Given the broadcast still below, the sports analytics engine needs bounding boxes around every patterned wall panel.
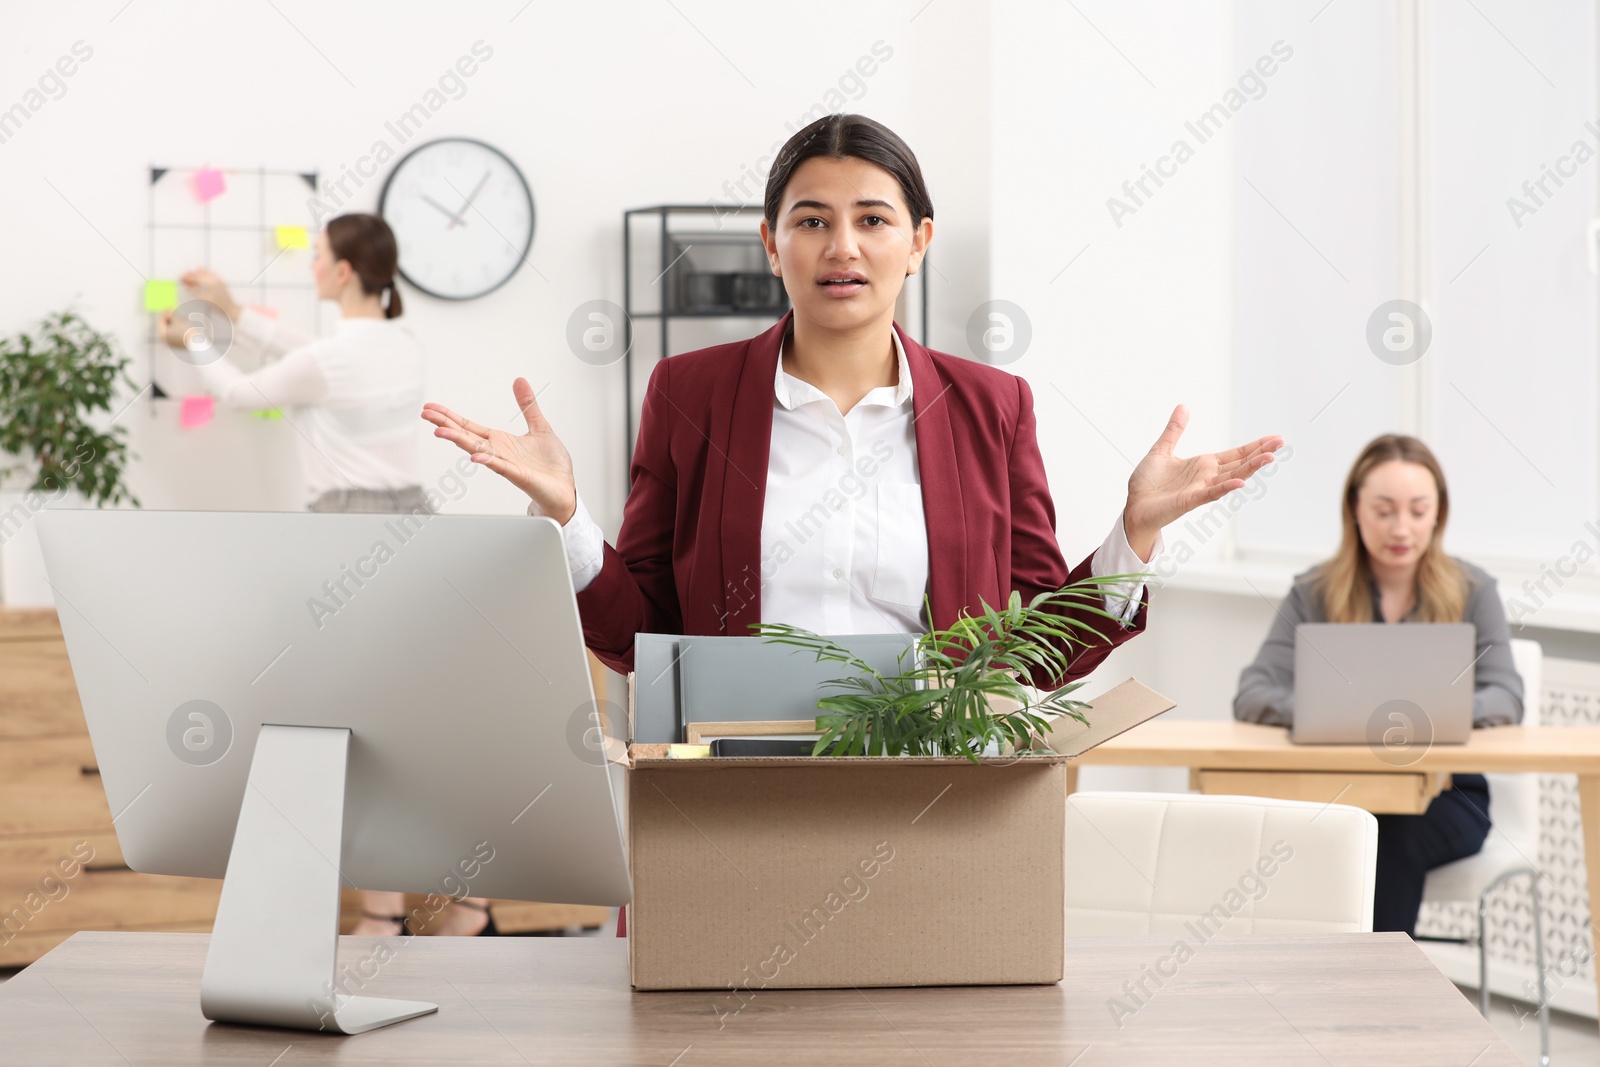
[1416,660,1597,1004]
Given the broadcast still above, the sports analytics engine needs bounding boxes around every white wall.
[3,2,1256,719]
[1231,0,1405,559]
[988,0,1243,788]
[0,1,998,537]
[1,0,1230,532]
[1425,0,1599,566]
[990,0,1237,560]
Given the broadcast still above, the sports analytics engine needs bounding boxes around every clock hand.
[422,195,467,227]
[448,171,491,229]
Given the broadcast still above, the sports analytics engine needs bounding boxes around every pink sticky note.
[180,395,215,428]
[247,303,279,319]
[193,168,226,203]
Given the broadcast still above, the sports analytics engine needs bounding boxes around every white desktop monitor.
[36,508,630,1035]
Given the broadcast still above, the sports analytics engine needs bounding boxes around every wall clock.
[378,137,535,300]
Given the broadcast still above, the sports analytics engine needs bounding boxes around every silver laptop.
[1292,622,1476,745]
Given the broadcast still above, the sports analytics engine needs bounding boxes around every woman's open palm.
[1124,404,1284,534]
[421,377,577,522]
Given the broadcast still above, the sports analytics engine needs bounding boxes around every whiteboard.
[146,165,324,398]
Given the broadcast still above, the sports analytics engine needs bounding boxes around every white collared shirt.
[194,308,427,506]
[537,329,1157,634]
[759,326,926,632]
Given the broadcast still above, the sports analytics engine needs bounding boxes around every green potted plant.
[749,574,1148,763]
[0,309,140,606]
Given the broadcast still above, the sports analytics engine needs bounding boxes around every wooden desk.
[0,931,1516,1065]
[1071,719,1600,1038]
[1072,720,1600,775]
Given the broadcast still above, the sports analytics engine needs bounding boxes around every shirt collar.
[1366,573,1419,623]
[773,326,913,411]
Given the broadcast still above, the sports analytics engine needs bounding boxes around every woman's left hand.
[1122,404,1284,558]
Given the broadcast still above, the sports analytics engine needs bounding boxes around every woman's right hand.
[421,377,577,522]
[179,268,242,320]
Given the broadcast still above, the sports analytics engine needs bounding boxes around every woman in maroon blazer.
[424,114,1282,680]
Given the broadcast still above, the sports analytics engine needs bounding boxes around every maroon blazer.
[576,310,1149,680]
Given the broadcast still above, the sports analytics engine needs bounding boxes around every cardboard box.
[624,678,1176,992]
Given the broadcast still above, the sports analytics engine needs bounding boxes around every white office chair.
[1065,792,1378,936]
[1421,637,1548,1066]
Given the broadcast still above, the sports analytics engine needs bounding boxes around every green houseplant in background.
[0,309,140,506]
[750,575,1149,763]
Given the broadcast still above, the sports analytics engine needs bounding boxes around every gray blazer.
[1233,558,1524,728]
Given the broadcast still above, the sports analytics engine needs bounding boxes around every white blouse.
[536,328,1159,636]
[194,308,427,505]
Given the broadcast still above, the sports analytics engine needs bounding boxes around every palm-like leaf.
[747,575,1148,762]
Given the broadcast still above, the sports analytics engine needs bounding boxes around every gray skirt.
[307,487,436,514]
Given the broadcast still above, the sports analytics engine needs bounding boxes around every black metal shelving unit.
[621,204,929,477]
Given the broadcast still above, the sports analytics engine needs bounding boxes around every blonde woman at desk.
[157,213,496,938]
[1234,434,1523,936]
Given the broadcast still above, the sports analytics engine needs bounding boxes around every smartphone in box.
[708,738,819,758]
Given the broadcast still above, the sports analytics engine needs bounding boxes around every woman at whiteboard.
[422,114,1282,683]
[1234,434,1524,935]
[159,213,497,937]
[158,214,427,516]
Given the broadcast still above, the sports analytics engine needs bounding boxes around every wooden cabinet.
[0,610,609,966]
[0,610,221,967]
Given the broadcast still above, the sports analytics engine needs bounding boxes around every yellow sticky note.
[144,279,178,312]
[275,225,309,250]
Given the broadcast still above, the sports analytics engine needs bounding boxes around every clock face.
[379,138,535,300]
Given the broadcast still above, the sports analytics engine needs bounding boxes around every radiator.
[1417,655,1599,1017]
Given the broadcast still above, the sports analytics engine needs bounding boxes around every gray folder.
[631,632,918,743]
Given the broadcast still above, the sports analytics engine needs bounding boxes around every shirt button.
[833,499,845,511]
[832,567,845,579]
[836,443,849,456]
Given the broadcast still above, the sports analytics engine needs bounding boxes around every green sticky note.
[251,408,284,420]
[144,279,178,312]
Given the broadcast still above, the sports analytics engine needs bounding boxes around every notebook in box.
[632,632,917,742]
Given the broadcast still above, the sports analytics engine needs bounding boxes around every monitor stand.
[199,723,438,1034]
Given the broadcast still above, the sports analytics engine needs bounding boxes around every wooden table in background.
[0,930,1518,1065]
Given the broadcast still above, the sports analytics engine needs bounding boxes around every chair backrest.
[1508,637,1542,728]
[1065,791,1378,936]
[1485,638,1543,854]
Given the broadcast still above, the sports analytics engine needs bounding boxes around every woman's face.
[311,231,347,300]
[760,155,931,332]
[1354,459,1439,571]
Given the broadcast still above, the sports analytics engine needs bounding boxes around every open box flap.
[1039,677,1176,758]
[627,745,1073,768]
